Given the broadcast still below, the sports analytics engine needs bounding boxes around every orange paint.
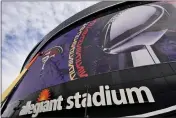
[26,53,40,69]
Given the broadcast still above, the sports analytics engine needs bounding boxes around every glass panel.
[9,1,176,103]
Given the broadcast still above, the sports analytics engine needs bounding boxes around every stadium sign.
[19,85,155,117]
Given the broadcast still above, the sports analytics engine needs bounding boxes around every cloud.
[2,1,98,92]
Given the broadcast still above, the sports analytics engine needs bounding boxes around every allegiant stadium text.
[19,85,155,117]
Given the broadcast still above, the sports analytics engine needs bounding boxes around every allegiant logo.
[19,85,155,117]
[37,89,51,102]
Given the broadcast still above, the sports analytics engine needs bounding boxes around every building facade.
[1,1,176,117]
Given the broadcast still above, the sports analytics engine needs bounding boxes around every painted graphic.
[9,1,176,103]
[41,46,63,70]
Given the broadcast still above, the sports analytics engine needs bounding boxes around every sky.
[2,1,98,93]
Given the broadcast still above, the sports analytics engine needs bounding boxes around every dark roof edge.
[21,1,126,70]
